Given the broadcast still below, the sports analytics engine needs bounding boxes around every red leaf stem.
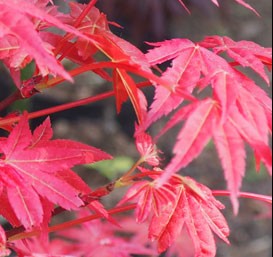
[212,190,272,204]
[0,82,151,128]
[36,62,172,90]
[0,91,112,128]
[0,90,22,112]
[125,171,163,182]
[72,0,98,28]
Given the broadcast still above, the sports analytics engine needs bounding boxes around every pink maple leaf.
[149,176,230,255]
[118,170,177,223]
[141,38,272,213]
[0,113,112,229]
[135,132,160,166]
[0,0,100,84]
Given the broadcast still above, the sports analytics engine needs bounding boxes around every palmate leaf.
[0,113,112,229]
[0,0,99,84]
[141,38,235,131]
[140,40,200,130]
[118,171,177,223]
[118,172,229,256]
[157,97,271,212]
[99,36,149,122]
[67,2,152,124]
[148,176,230,256]
[135,132,160,167]
[143,37,271,130]
[141,37,272,213]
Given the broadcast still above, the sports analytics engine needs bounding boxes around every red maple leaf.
[67,2,152,124]
[157,98,271,213]
[0,0,99,85]
[140,38,234,130]
[135,132,160,167]
[0,113,112,229]
[149,176,230,255]
[118,169,177,223]
[139,38,272,213]
[142,37,271,129]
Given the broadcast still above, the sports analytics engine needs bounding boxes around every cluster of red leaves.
[0,0,272,257]
[138,36,272,215]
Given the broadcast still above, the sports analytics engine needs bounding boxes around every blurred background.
[0,0,272,256]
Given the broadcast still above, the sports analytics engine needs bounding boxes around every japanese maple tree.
[0,0,272,256]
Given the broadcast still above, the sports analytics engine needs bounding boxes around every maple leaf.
[0,113,112,229]
[141,37,271,130]
[118,170,177,223]
[0,225,10,257]
[156,97,271,212]
[96,33,150,123]
[0,1,68,81]
[0,0,100,84]
[140,38,233,130]
[140,38,272,212]
[149,176,230,255]
[67,2,152,124]
[135,132,160,167]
